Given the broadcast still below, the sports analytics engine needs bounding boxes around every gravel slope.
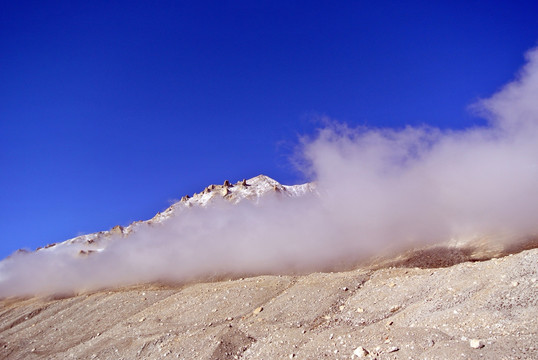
[1,245,536,360]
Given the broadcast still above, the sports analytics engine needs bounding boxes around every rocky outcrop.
[110,225,124,236]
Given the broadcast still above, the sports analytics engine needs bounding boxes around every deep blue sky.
[1,1,538,259]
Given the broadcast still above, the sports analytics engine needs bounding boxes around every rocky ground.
[0,241,537,360]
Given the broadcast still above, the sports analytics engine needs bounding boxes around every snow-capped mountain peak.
[34,175,315,256]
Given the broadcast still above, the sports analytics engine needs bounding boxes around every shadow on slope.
[369,236,538,270]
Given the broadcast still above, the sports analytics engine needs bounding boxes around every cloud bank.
[1,47,538,297]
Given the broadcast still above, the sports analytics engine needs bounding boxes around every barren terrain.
[1,240,537,360]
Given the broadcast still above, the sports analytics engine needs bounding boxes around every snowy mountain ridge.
[34,175,316,256]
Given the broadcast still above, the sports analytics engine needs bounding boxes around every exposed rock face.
[110,225,124,236]
[0,246,536,359]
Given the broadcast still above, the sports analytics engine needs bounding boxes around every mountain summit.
[31,175,316,258]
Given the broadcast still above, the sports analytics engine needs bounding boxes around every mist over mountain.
[1,47,538,299]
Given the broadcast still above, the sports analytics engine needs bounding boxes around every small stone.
[339,305,345,311]
[342,287,349,291]
[469,339,484,349]
[511,281,519,287]
[356,307,364,313]
[289,354,295,359]
[387,346,399,353]
[253,306,263,315]
[139,317,146,322]
[353,346,369,358]
[226,317,233,321]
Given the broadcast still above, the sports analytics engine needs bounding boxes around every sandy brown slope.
[1,246,537,360]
